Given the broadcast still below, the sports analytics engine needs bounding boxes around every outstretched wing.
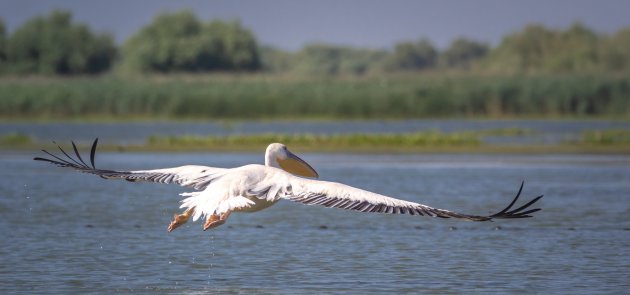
[282,175,542,221]
[34,139,226,190]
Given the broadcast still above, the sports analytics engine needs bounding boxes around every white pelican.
[34,139,543,232]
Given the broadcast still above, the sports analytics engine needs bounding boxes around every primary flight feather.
[34,139,543,232]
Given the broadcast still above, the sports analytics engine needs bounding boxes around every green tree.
[203,20,260,70]
[440,38,489,69]
[485,23,609,73]
[259,45,293,73]
[6,10,116,75]
[293,44,345,75]
[601,27,630,71]
[489,24,556,72]
[123,11,260,72]
[386,39,437,71]
[123,11,202,72]
[549,22,599,72]
[290,44,386,76]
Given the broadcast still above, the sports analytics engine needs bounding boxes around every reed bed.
[1,74,628,120]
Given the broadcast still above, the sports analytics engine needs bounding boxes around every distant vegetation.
[0,10,629,119]
[1,10,629,76]
[0,133,31,146]
[1,74,628,119]
[581,130,630,145]
[0,11,116,75]
[4,130,629,154]
[147,132,481,151]
[122,11,260,73]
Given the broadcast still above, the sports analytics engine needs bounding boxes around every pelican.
[34,139,543,232]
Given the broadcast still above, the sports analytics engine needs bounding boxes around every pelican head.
[265,143,319,178]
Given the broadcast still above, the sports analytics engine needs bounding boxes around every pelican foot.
[203,211,231,231]
[167,207,194,232]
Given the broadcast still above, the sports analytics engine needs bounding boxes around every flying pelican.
[34,139,543,232]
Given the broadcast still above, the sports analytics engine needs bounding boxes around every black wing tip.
[33,156,60,164]
[34,138,100,170]
[90,138,99,169]
[488,182,544,220]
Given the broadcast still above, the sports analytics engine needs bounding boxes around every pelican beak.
[278,150,319,178]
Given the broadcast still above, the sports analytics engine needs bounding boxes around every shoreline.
[1,117,630,123]
[4,142,629,155]
[2,122,628,154]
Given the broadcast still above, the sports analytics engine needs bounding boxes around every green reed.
[0,74,628,120]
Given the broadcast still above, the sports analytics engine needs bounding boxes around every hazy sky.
[1,0,629,50]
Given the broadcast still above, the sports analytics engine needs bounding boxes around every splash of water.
[208,234,214,284]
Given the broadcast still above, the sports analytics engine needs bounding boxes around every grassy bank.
[145,132,630,154]
[1,73,629,120]
[581,129,630,145]
[3,130,629,154]
[146,131,481,152]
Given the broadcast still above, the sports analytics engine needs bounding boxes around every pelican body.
[34,139,543,232]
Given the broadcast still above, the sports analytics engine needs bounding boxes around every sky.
[1,0,629,50]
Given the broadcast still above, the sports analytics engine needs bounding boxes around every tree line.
[0,10,628,75]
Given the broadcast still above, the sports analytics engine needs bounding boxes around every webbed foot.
[203,211,231,231]
[168,207,194,232]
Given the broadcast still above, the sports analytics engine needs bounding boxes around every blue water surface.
[1,150,629,294]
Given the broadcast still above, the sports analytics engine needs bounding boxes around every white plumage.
[34,139,543,232]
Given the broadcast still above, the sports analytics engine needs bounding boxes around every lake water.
[1,150,629,293]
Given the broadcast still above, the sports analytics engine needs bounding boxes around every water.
[1,151,629,293]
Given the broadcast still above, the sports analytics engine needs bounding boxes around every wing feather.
[34,139,226,190]
[282,176,542,221]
